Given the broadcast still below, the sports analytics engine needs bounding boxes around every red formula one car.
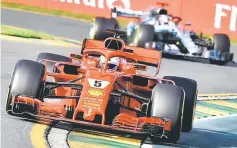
[6,29,197,144]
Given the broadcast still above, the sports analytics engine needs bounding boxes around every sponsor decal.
[86,89,104,97]
[115,7,144,17]
[84,101,100,107]
[83,105,100,110]
[57,0,131,10]
[214,3,237,32]
[84,97,103,102]
[83,97,102,110]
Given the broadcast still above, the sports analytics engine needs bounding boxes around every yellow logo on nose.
[86,89,104,97]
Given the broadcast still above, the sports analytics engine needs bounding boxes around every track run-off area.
[1,8,237,148]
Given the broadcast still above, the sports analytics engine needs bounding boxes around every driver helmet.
[158,14,169,25]
[99,56,120,70]
[150,8,168,17]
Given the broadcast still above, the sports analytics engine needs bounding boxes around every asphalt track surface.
[2,8,237,94]
[1,8,237,148]
[2,8,237,58]
[1,40,80,148]
[143,115,237,148]
[2,40,237,148]
[1,8,90,41]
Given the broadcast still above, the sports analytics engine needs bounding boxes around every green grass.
[1,25,55,39]
[1,2,236,43]
[1,2,129,26]
[1,2,94,21]
[230,39,237,44]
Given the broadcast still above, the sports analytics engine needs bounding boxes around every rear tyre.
[36,52,72,73]
[163,76,197,132]
[128,24,154,47]
[150,84,185,143]
[88,17,119,41]
[209,34,231,65]
[6,60,45,115]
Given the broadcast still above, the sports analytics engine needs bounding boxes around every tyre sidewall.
[6,60,45,112]
[163,76,197,132]
[150,84,185,143]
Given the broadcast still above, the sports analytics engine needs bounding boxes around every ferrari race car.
[6,29,198,144]
[88,4,234,65]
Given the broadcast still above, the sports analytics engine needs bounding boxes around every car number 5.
[88,78,110,88]
[94,80,102,87]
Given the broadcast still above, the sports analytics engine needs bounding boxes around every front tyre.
[6,60,45,115]
[209,34,232,65]
[149,84,185,143]
[163,76,198,132]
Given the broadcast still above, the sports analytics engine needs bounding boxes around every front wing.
[8,95,171,139]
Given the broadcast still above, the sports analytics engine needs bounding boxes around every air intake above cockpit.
[104,38,124,51]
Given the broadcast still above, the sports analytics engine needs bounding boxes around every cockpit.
[80,28,161,76]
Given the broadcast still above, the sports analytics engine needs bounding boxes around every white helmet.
[158,14,169,25]
[109,57,120,66]
[99,56,120,69]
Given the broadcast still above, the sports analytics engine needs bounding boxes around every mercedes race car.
[88,3,234,65]
[6,29,197,144]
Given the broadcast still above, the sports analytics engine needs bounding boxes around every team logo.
[86,89,104,97]
[58,0,131,10]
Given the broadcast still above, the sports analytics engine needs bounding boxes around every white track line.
[195,114,237,121]
[197,95,237,101]
[48,128,69,148]
[47,122,72,148]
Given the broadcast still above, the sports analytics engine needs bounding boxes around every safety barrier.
[3,0,237,40]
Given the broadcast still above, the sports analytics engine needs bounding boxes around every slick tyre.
[36,52,72,73]
[209,34,232,65]
[89,17,119,40]
[150,84,185,143]
[6,60,45,115]
[213,33,230,53]
[163,76,198,132]
[129,24,154,47]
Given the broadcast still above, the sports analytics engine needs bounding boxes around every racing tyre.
[213,33,230,53]
[36,52,72,73]
[163,76,197,132]
[6,60,45,115]
[209,34,232,65]
[150,84,185,143]
[88,17,119,41]
[129,24,154,47]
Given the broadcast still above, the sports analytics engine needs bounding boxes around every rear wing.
[110,2,170,20]
[111,7,144,22]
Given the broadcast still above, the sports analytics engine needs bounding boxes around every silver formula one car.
[88,5,234,65]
